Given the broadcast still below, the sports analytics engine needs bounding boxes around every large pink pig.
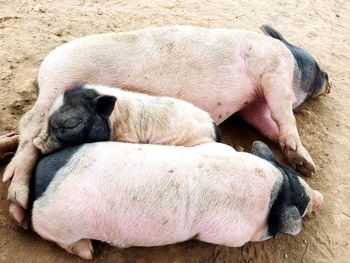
[29,141,323,260]
[1,25,332,226]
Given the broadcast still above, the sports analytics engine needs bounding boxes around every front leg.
[2,104,45,226]
[261,72,316,175]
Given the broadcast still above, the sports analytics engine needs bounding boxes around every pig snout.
[326,78,333,95]
[312,190,324,210]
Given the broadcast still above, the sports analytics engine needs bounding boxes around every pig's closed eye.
[62,118,83,129]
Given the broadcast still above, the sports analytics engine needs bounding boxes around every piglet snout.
[312,190,324,210]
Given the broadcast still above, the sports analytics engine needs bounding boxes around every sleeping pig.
[3,25,332,226]
[32,84,220,154]
[29,141,323,259]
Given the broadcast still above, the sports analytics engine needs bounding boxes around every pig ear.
[251,141,276,163]
[94,95,117,118]
[279,205,302,235]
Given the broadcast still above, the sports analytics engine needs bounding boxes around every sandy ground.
[0,0,349,262]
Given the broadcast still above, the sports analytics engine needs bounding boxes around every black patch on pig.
[267,166,310,236]
[251,141,310,236]
[48,86,116,148]
[213,122,221,142]
[28,146,80,211]
[260,25,328,102]
[251,141,276,163]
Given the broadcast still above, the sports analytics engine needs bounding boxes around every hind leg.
[0,132,19,161]
[2,104,44,224]
[33,211,94,259]
[238,100,279,143]
[2,94,59,226]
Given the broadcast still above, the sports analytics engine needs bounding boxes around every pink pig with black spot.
[29,141,323,260]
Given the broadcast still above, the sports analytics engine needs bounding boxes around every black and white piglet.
[33,84,220,154]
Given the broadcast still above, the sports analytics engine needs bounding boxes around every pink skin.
[1,26,331,226]
[31,143,271,257]
[312,190,324,210]
[31,142,323,259]
[237,100,280,142]
[0,132,19,161]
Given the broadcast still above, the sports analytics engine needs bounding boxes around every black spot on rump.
[28,146,80,212]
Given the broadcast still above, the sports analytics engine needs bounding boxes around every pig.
[32,84,220,154]
[2,25,332,226]
[29,141,323,260]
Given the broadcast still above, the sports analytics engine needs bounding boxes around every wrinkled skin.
[1,25,332,227]
[30,141,323,259]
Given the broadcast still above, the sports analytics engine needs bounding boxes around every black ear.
[87,119,111,142]
[251,141,276,163]
[279,205,302,235]
[94,95,117,118]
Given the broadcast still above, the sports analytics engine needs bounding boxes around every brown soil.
[0,0,349,262]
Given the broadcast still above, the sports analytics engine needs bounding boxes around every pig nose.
[312,190,324,210]
[326,78,333,95]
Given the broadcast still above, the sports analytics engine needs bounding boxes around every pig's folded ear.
[94,95,117,118]
[279,205,302,235]
[251,141,276,163]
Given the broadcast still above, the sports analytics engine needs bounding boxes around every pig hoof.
[9,203,29,229]
[3,160,16,182]
[285,146,316,176]
[7,182,29,209]
[9,203,25,225]
[65,239,94,260]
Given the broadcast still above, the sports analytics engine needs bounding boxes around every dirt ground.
[0,0,349,262]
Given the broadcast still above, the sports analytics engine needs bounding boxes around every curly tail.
[260,25,289,45]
